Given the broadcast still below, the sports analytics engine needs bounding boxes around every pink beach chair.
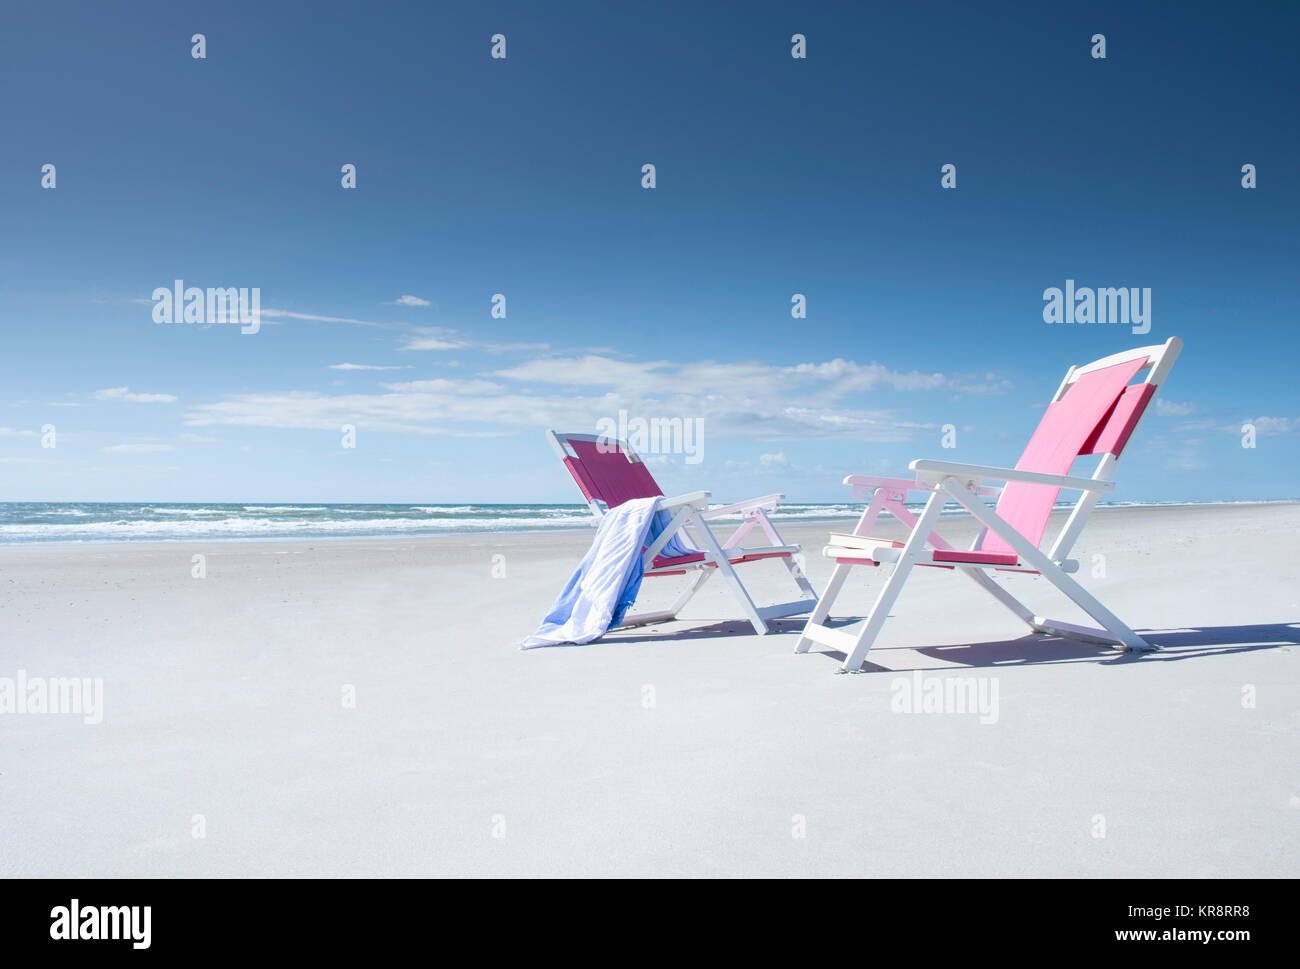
[795,337,1183,672]
[547,430,819,634]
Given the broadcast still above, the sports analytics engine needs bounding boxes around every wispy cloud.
[183,351,1003,442]
[1245,416,1299,436]
[88,463,180,473]
[389,294,431,307]
[400,330,467,351]
[1176,415,1298,436]
[133,298,404,329]
[399,327,549,354]
[101,443,176,453]
[259,309,392,328]
[487,355,1008,401]
[0,426,38,436]
[93,387,178,404]
[1155,399,1195,416]
[328,363,412,371]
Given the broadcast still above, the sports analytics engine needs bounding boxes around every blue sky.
[1,0,1296,503]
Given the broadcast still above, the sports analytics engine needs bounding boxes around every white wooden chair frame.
[795,338,1183,672]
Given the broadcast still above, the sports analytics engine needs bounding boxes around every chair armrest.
[698,493,784,519]
[843,473,1000,500]
[657,490,712,511]
[842,474,927,500]
[909,459,1115,493]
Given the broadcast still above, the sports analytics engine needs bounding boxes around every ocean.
[0,499,1274,545]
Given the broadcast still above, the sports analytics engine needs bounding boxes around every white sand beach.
[1,503,1297,877]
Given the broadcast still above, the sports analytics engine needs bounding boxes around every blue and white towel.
[518,497,699,649]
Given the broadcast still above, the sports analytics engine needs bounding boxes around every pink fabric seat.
[932,549,1020,566]
[830,548,1019,570]
[651,549,792,574]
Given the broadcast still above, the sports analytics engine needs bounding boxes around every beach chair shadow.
[602,616,809,644]
[810,621,1300,672]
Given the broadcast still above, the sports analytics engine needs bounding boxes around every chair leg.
[839,490,946,671]
[750,510,819,610]
[690,512,769,634]
[839,558,916,672]
[936,478,1153,652]
[1033,567,1152,651]
[794,562,852,653]
[782,552,820,603]
[668,568,712,618]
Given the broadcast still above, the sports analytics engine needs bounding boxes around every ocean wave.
[143,506,228,515]
[0,513,598,543]
[0,499,1290,545]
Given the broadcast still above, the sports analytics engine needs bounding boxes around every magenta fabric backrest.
[1081,382,1156,457]
[562,438,663,509]
[980,357,1147,557]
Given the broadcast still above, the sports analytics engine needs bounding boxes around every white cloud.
[101,443,176,453]
[400,327,548,354]
[390,294,431,307]
[1164,452,1206,471]
[1155,399,1195,416]
[93,387,178,404]
[759,452,789,467]
[89,463,180,473]
[489,355,667,388]
[401,333,468,351]
[381,378,505,394]
[1177,415,1298,436]
[183,350,998,443]
[329,363,412,371]
[0,426,37,436]
[259,308,388,328]
[1246,416,1298,436]
[488,355,1007,401]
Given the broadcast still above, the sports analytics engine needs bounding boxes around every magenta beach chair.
[795,337,1183,672]
[547,430,819,634]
